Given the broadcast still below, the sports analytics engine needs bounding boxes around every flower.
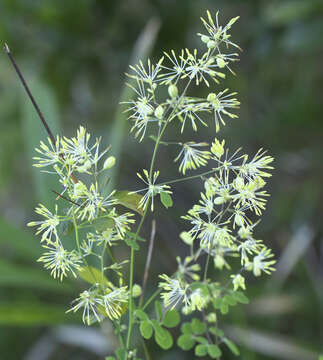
[206,90,240,132]
[159,49,188,84]
[231,274,246,291]
[174,142,210,174]
[27,204,60,243]
[38,243,82,281]
[252,248,276,276]
[67,289,103,325]
[159,274,190,309]
[131,170,171,211]
[102,287,128,320]
[127,58,164,85]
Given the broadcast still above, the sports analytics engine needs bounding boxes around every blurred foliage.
[0,0,322,359]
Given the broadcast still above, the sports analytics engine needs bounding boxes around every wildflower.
[67,289,103,325]
[174,142,210,175]
[210,138,225,158]
[175,97,208,132]
[159,50,187,84]
[102,287,128,320]
[123,79,155,141]
[189,289,208,311]
[231,274,246,291]
[184,49,225,86]
[206,90,240,132]
[252,248,276,276]
[27,204,60,242]
[198,10,241,50]
[159,274,190,309]
[127,58,164,85]
[131,170,171,211]
[33,136,61,168]
[239,149,274,181]
[176,256,201,281]
[108,208,135,238]
[38,243,82,281]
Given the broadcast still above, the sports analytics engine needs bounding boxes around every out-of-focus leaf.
[79,266,112,288]
[0,259,72,293]
[114,191,143,215]
[0,217,40,259]
[21,76,61,206]
[0,303,79,326]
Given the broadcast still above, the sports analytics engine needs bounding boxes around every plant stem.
[142,287,162,311]
[158,168,215,187]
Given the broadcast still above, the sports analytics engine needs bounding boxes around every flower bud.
[216,56,226,68]
[103,156,116,170]
[132,284,142,298]
[201,35,210,43]
[206,313,217,323]
[207,40,216,49]
[168,84,178,98]
[180,231,194,245]
[154,105,164,119]
[211,138,225,158]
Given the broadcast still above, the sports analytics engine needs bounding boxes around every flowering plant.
[24,10,275,359]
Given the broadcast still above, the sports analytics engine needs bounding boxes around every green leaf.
[0,302,79,326]
[115,348,127,360]
[223,338,240,356]
[191,318,206,335]
[220,302,229,314]
[212,297,222,309]
[91,217,114,232]
[124,236,140,251]
[195,336,208,344]
[160,192,173,209]
[114,191,144,215]
[195,344,208,357]
[181,322,193,334]
[177,334,195,351]
[0,259,72,293]
[105,357,115,360]
[57,220,74,237]
[135,309,149,321]
[163,309,180,328]
[140,320,153,339]
[154,300,163,321]
[231,291,249,304]
[223,294,237,306]
[208,344,222,358]
[154,326,173,350]
[79,266,112,288]
[209,327,224,337]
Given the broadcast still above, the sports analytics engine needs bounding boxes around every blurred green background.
[0,0,322,359]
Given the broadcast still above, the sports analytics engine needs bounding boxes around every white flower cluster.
[28,127,133,323]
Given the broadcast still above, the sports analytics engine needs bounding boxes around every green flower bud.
[207,93,217,102]
[216,57,226,68]
[211,138,225,158]
[207,40,216,49]
[132,284,142,298]
[168,84,178,98]
[201,35,210,43]
[103,156,116,170]
[154,105,164,119]
[206,313,217,323]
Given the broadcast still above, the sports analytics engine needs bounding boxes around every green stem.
[203,252,211,281]
[142,287,162,311]
[158,169,215,187]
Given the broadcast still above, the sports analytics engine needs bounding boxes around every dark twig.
[139,220,156,306]
[51,190,81,207]
[4,43,78,184]
[4,43,56,145]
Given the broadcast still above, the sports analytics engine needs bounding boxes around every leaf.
[177,334,195,351]
[135,309,149,321]
[231,291,249,304]
[155,300,163,321]
[154,326,173,350]
[91,217,114,232]
[163,309,180,328]
[195,336,208,344]
[124,236,140,251]
[114,191,144,215]
[195,344,208,357]
[160,192,173,209]
[223,338,240,356]
[0,302,79,326]
[208,344,222,358]
[209,327,224,337]
[105,357,115,360]
[0,259,72,293]
[115,348,127,360]
[79,266,112,288]
[223,294,237,306]
[181,322,193,334]
[57,220,74,237]
[140,320,153,339]
[220,302,229,315]
[191,318,206,335]
[212,297,222,309]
